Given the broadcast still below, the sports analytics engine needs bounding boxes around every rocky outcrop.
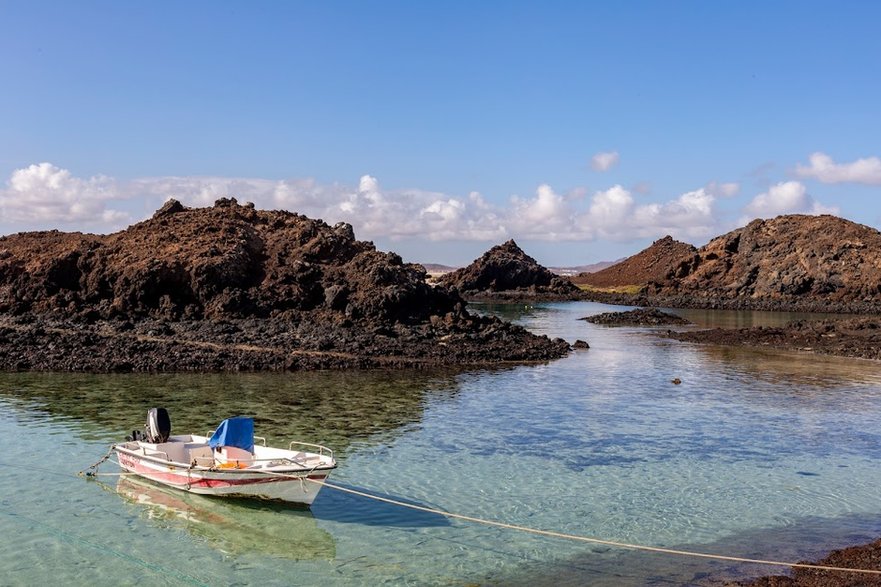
[572,236,696,288]
[580,308,691,326]
[645,215,881,311]
[0,198,449,323]
[667,316,881,361]
[734,537,881,586]
[0,199,570,372]
[437,240,584,300]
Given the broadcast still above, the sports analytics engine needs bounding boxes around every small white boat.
[113,409,336,505]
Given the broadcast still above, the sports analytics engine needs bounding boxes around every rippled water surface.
[3,302,881,586]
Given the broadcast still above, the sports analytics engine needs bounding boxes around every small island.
[667,317,881,362]
[580,308,692,326]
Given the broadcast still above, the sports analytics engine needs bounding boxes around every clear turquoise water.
[2,302,881,586]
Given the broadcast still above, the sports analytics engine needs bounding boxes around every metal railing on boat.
[288,441,333,460]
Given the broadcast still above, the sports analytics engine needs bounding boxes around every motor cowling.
[145,408,171,443]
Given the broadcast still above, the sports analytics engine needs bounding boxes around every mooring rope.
[78,445,115,477]
[73,454,881,576]
[269,473,880,576]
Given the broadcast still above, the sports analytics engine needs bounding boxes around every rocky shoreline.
[454,289,589,302]
[728,539,881,586]
[0,312,571,373]
[666,317,881,362]
[580,290,881,315]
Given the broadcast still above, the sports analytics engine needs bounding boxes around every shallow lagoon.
[2,301,881,586]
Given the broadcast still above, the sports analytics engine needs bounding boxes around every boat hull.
[114,447,332,505]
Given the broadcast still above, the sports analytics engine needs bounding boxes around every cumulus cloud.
[2,161,732,245]
[588,185,633,233]
[131,175,340,212]
[632,188,718,238]
[0,162,131,227]
[591,150,620,172]
[744,181,838,219]
[133,172,506,242]
[795,152,881,184]
[581,185,718,240]
[509,184,584,239]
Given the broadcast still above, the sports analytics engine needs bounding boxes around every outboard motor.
[145,408,171,443]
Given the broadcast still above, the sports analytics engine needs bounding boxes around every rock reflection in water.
[664,308,856,330]
[116,476,335,560]
[0,370,463,457]
[685,344,881,390]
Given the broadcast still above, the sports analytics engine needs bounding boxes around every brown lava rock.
[581,308,691,326]
[437,239,584,301]
[572,235,696,289]
[733,538,881,586]
[0,199,570,372]
[644,215,881,312]
[667,317,881,361]
[575,215,881,314]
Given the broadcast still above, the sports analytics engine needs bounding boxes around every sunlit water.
[3,302,881,585]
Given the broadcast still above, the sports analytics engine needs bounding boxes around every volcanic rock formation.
[735,536,881,586]
[0,199,570,371]
[571,236,696,289]
[667,316,881,362]
[580,308,691,326]
[645,215,881,312]
[437,240,584,300]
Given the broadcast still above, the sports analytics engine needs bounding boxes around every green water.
[3,302,881,585]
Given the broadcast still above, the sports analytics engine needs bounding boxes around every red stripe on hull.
[117,450,327,489]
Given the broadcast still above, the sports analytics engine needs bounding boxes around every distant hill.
[548,260,622,276]
[437,239,584,300]
[646,214,881,309]
[421,263,458,275]
[571,236,696,288]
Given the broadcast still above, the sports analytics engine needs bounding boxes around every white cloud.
[588,185,633,232]
[422,198,463,221]
[632,188,718,238]
[131,172,507,242]
[744,181,839,219]
[131,175,341,213]
[0,162,130,227]
[582,185,718,240]
[591,151,620,172]
[2,162,732,245]
[745,181,807,216]
[508,184,583,239]
[794,152,881,185]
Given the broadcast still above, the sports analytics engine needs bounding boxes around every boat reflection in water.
[116,476,336,560]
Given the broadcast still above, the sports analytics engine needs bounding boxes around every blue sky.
[1,1,880,266]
